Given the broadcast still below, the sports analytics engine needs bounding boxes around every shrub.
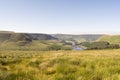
[47,45,62,50]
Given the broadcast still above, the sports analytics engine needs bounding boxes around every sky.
[0,0,120,34]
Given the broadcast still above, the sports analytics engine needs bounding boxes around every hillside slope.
[0,31,57,49]
[52,34,103,42]
[97,35,120,44]
[0,31,72,50]
[0,32,56,42]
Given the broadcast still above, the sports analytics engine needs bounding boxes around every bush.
[107,44,119,49]
[47,45,63,50]
[61,46,72,50]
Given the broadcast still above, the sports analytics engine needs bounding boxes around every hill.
[2,31,120,50]
[97,35,120,44]
[0,31,56,49]
[52,34,103,42]
[0,31,72,50]
[0,31,56,42]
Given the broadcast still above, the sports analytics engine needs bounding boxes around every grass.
[0,40,72,51]
[0,50,120,80]
[98,35,120,44]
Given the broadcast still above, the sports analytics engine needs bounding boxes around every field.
[0,50,120,80]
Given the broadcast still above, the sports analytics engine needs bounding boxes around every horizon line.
[0,30,120,35]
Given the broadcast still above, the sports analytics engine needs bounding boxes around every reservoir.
[65,41,84,50]
[73,46,83,50]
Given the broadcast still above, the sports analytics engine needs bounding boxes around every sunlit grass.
[0,50,120,80]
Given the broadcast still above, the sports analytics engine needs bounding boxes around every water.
[65,41,84,50]
[73,46,83,50]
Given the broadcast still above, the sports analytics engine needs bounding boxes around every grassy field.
[0,50,120,80]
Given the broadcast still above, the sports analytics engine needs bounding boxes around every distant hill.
[52,34,103,42]
[0,31,56,42]
[0,31,57,47]
[0,31,72,50]
[97,35,120,44]
[1,31,120,50]
[0,31,14,33]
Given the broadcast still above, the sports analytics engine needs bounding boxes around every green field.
[0,50,120,80]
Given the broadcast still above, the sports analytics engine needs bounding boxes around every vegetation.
[0,39,72,51]
[47,44,72,50]
[0,50,120,80]
[80,41,119,50]
[52,34,103,42]
[98,35,120,45]
[0,32,56,43]
[0,31,73,51]
[0,31,120,80]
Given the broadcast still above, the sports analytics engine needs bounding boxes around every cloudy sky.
[0,0,120,34]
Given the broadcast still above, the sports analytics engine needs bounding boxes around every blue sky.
[0,0,120,34]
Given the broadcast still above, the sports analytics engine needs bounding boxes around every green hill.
[0,31,56,42]
[52,34,103,42]
[0,31,72,50]
[0,31,55,49]
[0,33,11,42]
[97,35,120,45]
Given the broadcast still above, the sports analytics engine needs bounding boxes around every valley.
[0,31,120,80]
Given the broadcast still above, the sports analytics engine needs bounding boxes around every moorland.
[0,31,120,80]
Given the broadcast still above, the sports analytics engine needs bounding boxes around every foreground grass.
[0,50,120,80]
